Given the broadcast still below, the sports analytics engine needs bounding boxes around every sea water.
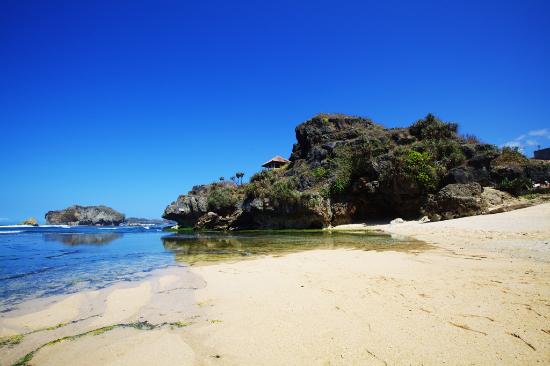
[0,225,424,311]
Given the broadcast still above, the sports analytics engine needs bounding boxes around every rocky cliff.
[45,205,125,226]
[163,113,550,229]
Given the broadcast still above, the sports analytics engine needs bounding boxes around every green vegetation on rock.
[397,150,439,192]
[163,113,550,229]
[207,187,239,214]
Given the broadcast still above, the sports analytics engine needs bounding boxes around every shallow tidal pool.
[0,225,426,310]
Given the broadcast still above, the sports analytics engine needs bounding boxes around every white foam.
[0,230,23,234]
[0,225,33,228]
[40,225,71,228]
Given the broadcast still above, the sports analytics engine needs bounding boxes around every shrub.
[492,147,529,167]
[246,169,301,206]
[497,177,533,196]
[319,185,331,199]
[409,113,458,140]
[394,149,439,192]
[270,179,300,204]
[461,134,481,144]
[207,187,238,214]
[312,166,328,181]
[328,146,354,194]
[414,139,465,169]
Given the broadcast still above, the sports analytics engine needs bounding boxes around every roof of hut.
[261,156,290,167]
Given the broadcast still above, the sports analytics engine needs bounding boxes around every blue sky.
[1,0,549,222]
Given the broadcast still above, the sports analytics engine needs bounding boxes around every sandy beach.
[1,203,549,365]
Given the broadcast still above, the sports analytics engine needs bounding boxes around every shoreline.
[1,203,549,365]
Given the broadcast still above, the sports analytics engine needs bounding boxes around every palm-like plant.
[235,172,245,185]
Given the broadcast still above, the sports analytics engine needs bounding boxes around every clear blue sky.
[1,0,549,223]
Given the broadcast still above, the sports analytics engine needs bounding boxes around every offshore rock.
[21,217,38,226]
[45,205,125,226]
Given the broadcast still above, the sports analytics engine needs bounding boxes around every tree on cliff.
[236,172,245,185]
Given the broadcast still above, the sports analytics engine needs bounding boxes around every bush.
[325,138,391,196]
[409,113,458,140]
[250,169,275,183]
[246,169,301,206]
[328,146,354,194]
[497,177,533,196]
[394,149,439,192]
[207,187,238,214]
[461,134,481,144]
[492,147,529,167]
[270,179,300,204]
[414,139,465,169]
[312,166,328,181]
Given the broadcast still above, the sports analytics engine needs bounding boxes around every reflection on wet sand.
[162,231,428,265]
[43,233,123,246]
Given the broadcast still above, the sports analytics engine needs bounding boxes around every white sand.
[1,204,549,365]
[1,294,83,335]
[31,328,195,366]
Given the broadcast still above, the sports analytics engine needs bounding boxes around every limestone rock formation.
[45,205,125,226]
[163,113,550,229]
[424,183,484,220]
[21,217,38,226]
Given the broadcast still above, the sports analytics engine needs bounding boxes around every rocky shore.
[163,113,550,230]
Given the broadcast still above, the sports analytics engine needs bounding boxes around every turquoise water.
[0,225,423,311]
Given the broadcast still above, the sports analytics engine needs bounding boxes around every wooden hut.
[262,156,290,170]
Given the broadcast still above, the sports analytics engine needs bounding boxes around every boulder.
[424,183,484,220]
[21,217,38,226]
[45,205,125,226]
[419,216,430,224]
[443,166,491,186]
[195,210,243,231]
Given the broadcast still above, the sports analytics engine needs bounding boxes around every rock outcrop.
[163,182,236,227]
[45,205,125,226]
[21,217,38,226]
[424,183,485,220]
[163,113,550,229]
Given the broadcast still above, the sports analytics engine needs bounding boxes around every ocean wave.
[0,230,23,234]
[98,227,119,230]
[39,225,71,228]
[0,225,33,228]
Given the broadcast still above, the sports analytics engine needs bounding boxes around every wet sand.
[1,204,549,365]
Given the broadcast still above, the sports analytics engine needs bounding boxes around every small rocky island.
[45,205,125,226]
[20,217,39,226]
[163,113,550,230]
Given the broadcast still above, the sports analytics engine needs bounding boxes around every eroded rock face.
[163,182,236,227]
[424,183,484,220]
[290,115,377,162]
[237,194,331,229]
[45,205,125,226]
[195,210,243,231]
